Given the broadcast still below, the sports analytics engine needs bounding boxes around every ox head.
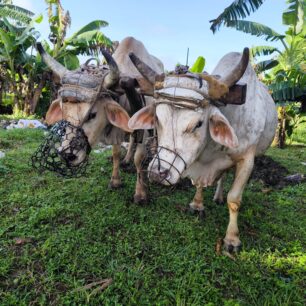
[128,49,249,185]
[37,43,132,167]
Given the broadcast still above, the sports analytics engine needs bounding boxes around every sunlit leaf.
[251,45,280,57]
[225,20,285,41]
[189,56,205,73]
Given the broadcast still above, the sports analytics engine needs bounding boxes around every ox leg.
[189,184,205,220]
[224,151,255,253]
[133,142,148,204]
[109,144,123,189]
[213,174,225,205]
[121,134,135,167]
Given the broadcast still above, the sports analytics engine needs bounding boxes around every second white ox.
[128,49,278,252]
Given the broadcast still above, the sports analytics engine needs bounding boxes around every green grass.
[0,128,305,305]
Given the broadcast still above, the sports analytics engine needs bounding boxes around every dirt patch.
[251,155,305,188]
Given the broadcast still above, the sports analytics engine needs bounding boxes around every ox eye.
[87,112,97,121]
[193,120,203,132]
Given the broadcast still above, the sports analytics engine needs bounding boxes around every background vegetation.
[0,0,112,116]
[210,0,306,147]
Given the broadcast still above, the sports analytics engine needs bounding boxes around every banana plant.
[44,0,112,70]
[0,14,44,113]
[0,0,34,26]
[210,0,305,104]
[210,0,306,147]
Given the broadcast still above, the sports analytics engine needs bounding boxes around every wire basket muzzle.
[146,145,187,186]
[31,120,91,177]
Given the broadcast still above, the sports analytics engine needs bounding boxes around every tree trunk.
[276,106,286,149]
[30,75,47,114]
[300,96,306,113]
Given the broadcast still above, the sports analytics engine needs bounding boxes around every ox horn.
[101,49,120,88]
[220,48,249,87]
[36,42,68,79]
[129,52,161,85]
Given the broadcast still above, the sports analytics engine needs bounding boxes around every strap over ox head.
[129,48,249,109]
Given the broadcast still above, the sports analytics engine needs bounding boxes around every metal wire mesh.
[139,133,189,197]
[31,120,91,178]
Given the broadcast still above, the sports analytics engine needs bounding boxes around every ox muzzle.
[31,120,91,177]
[147,145,187,186]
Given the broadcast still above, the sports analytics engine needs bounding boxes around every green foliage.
[34,86,53,118]
[284,103,306,141]
[67,20,109,39]
[210,0,266,33]
[0,3,33,25]
[45,0,112,60]
[225,20,285,41]
[0,128,305,304]
[189,56,205,73]
[0,13,44,114]
[254,59,279,73]
[251,45,280,57]
[282,0,305,33]
[211,0,306,107]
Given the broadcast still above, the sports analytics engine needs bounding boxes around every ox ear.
[45,99,62,125]
[209,108,238,148]
[128,105,155,130]
[105,101,133,133]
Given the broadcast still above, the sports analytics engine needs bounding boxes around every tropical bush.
[0,0,113,116]
[210,0,306,147]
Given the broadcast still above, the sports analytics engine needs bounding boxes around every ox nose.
[149,168,170,183]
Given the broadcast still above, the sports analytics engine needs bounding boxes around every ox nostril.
[159,169,169,180]
[61,152,77,162]
[148,167,170,183]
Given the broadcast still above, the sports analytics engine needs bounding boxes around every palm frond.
[65,30,113,56]
[210,0,266,33]
[0,4,34,24]
[251,45,280,58]
[254,59,279,73]
[270,81,305,102]
[225,20,285,41]
[282,0,305,34]
[67,20,109,42]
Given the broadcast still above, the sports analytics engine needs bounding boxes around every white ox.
[39,37,163,203]
[128,49,278,252]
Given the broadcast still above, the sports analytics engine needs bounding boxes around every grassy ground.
[0,126,305,305]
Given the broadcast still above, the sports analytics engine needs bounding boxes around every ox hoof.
[214,198,225,205]
[108,179,123,189]
[133,194,148,205]
[223,239,242,253]
[188,206,205,221]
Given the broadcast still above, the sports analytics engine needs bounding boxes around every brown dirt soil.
[251,155,304,188]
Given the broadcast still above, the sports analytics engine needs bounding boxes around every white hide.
[185,52,278,185]
[212,52,277,155]
[147,52,277,187]
[113,37,164,85]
